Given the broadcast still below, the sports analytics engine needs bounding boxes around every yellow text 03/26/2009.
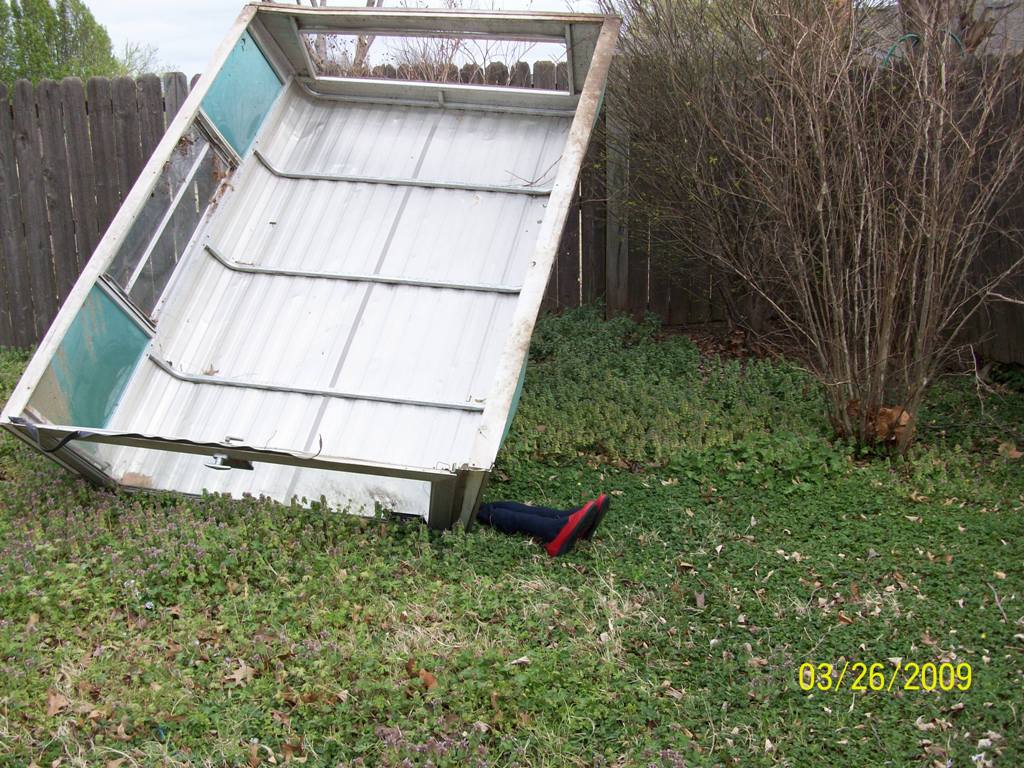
[797,660,972,693]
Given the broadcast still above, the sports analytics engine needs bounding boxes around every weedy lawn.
[0,309,1021,767]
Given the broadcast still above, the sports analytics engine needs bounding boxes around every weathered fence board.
[0,84,28,346]
[162,72,189,123]
[12,80,57,340]
[87,77,119,235]
[61,78,99,260]
[138,74,165,159]
[626,207,648,322]
[580,127,606,304]
[37,81,79,302]
[557,192,582,310]
[0,64,1021,363]
[112,77,144,210]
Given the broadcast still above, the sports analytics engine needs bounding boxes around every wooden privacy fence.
[0,67,1021,362]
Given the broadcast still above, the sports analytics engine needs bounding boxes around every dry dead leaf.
[281,741,306,763]
[105,760,126,768]
[509,656,531,666]
[224,659,255,687]
[997,442,1022,460]
[695,592,706,609]
[837,611,854,625]
[404,658,418,677]
[72,700,96,715]
[418,669,438,690]
[662,684,685,700]
[993,571,1007,580]
[114,723,131,742]
[46,690,69,717]
[272,710,291,728]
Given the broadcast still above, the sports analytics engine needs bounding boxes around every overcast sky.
[87,0,599,76]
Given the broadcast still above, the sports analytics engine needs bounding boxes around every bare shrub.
[605,0,1024,450]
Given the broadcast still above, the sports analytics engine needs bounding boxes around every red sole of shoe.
[583,494,609,540]
[546,501,597,557]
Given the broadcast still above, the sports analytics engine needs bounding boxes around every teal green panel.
[500,359,529,448]
[201,29,283,156]
[47,286,150,428]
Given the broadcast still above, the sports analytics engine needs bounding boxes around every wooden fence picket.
[87,77,119,236]
[12,80,57,339]
[111,76,144,210]
[0,84,29,346]
[37,81,79,303]
[61,78,100,263]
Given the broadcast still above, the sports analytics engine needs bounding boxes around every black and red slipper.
[545,500,598,557]
[583,492,610,540]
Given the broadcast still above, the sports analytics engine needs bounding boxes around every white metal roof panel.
[92,83,571,510]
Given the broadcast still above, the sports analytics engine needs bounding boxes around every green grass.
[0,308,1022,767]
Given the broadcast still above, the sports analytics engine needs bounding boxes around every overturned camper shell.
[1,4,619,528]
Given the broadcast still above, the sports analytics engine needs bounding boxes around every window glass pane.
[28,285,150,428]
[105,127,210,290]
[128,147,224,314]
[201,29,283,156]
[104,126,227,318]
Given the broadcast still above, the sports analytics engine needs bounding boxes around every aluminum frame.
[1,4,621,529]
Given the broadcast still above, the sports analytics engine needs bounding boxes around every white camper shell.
[0,3,619,528]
